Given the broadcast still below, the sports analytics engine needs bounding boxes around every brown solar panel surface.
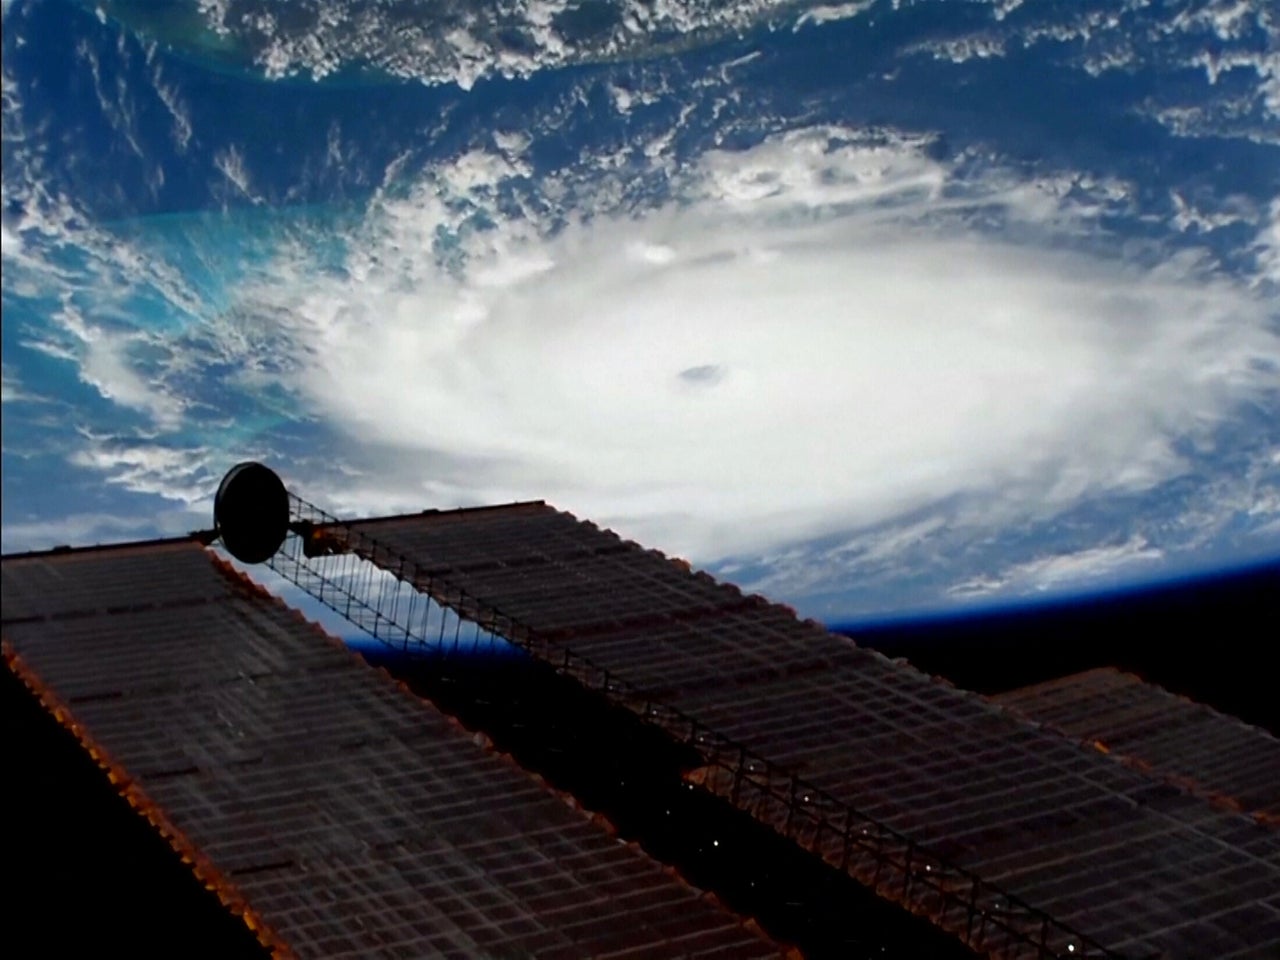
[994,668,1280,821]
[349,507,1280,960]
[1,542,780,960]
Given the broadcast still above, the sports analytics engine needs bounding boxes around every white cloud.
[184,0,879,86]
[0,220,21,259]
[150,61,193,154]
[47,301,188,429]
[904,0,1279,137]
[794,2,876,32]
[948,536,1165,599]
[1257,198,1280,286]
[217,127,1280,565]
[213,144,259,204]
[67,436,216,505]
[1,364,30,404]
[738,513,951,598]
[0,508,205,554]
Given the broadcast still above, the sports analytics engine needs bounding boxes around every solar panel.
[1,541,781,959]
[994,668,1280,822]
[331,505,1280,960]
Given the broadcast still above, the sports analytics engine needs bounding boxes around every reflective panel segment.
[994,667,1280,821]
[1,542,781,960]
[345,506,1280,960]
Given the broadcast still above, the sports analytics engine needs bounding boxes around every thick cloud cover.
[215,128,1279,569]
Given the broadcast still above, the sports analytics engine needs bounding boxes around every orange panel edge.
[1,640,297,960]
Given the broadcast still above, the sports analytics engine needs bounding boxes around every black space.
[837,560,1280,735]
[0,665,270,959]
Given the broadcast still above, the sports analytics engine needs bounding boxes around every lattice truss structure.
[265,492,1280,960]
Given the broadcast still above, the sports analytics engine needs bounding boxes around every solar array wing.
[1,541,782,960]
[339,506,1280,960]
[994,667,1280,821]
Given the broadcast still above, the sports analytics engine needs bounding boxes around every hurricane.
[3,0,1278,619]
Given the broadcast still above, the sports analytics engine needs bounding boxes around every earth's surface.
[3,0,1278,624]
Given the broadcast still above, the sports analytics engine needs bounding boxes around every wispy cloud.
[0,363,34,404]
[0,507,206,554]
[67,434,218,505]
[58,312,188,430]
[183,0,877,87]
[947,536,1165,599]
[738,514,951,599]
[1257,198,1280,286]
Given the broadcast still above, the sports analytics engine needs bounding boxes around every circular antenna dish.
[214,462,290,564]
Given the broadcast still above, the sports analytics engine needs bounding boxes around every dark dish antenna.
[207,463,503,656]
[213,461,290,564]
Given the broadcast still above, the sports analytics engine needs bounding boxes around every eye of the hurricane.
[678,364,726,387]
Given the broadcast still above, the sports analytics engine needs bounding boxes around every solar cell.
[339,506,1280,960]
[1,541,781,959]
[995,668,1280,821]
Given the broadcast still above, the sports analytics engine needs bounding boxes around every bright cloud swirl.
[219,127,1280,565]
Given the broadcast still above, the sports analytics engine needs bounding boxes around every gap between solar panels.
[213,462,1141,960]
